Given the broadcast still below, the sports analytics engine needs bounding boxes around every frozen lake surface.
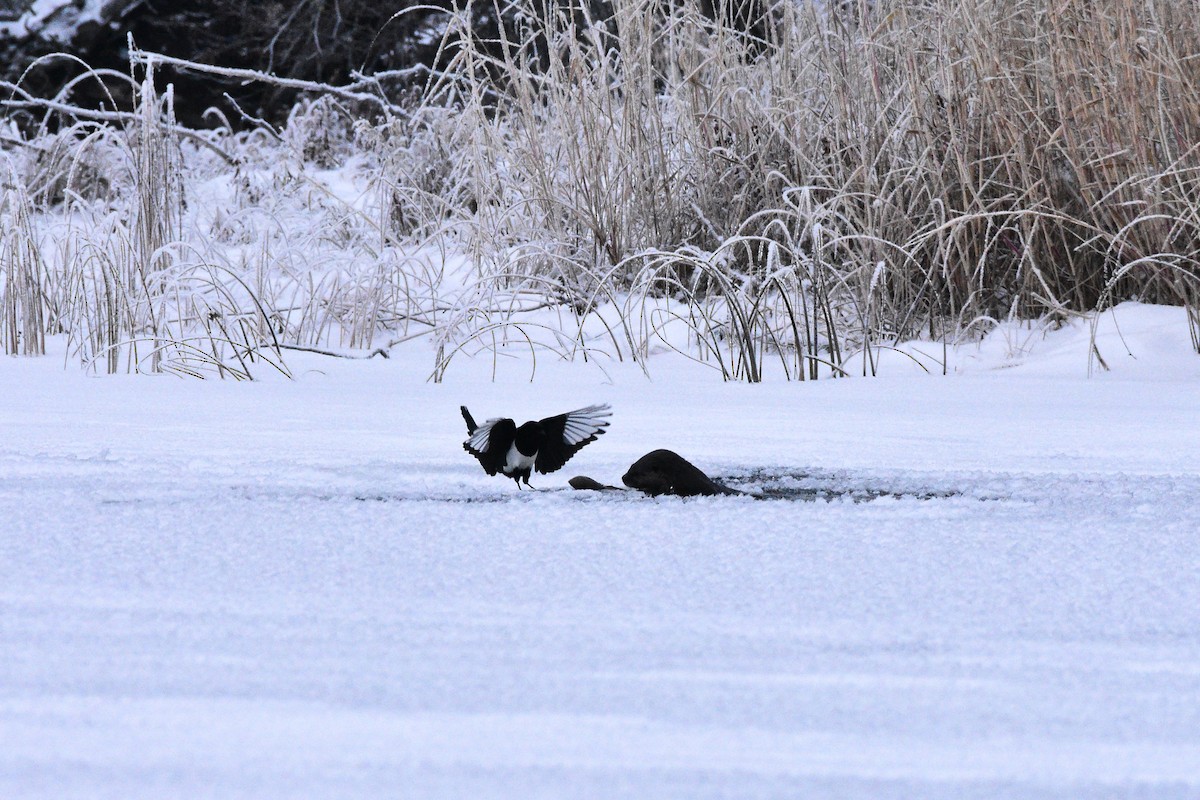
[3,315,1200,798]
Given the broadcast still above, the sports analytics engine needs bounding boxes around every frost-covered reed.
[1,0,1199,378]
[412,0,1200,376]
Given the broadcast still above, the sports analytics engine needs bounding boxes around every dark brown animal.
[621,449,743,496]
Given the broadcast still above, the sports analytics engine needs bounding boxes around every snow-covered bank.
[2,305,1199,798]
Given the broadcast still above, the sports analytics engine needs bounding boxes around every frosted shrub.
[283,96,356,169]
[356,108,466,238]
[17,127,120,208]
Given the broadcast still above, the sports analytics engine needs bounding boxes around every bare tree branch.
[0,82,238,165]
[130,48,409,120]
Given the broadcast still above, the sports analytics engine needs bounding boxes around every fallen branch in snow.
[219,93,282,141]
[274,344,391,360]
[0,134,52,153]
[0,84,237,165]
[130,49,409,119]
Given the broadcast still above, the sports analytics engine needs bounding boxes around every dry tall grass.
[3,0,1199,378]
[400,0,1200,375]
[1,167,48,356]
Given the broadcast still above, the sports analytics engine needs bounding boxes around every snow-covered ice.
[2,305,1200,798]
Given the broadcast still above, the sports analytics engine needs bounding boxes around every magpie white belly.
[503,444,537,474]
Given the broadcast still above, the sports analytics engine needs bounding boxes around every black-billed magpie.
[460,403,612,488]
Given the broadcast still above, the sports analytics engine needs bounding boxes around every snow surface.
[3,304,1200,798]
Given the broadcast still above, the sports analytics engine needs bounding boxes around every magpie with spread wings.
[460,403,612,488]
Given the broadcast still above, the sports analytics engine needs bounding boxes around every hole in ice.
[728,469,966,503]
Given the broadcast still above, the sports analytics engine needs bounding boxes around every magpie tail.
[460,405,478,433]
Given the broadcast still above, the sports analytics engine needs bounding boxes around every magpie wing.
[534,403,612,474]
[463,417,515,476]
